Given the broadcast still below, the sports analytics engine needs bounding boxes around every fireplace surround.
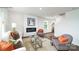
[26,28,36,32]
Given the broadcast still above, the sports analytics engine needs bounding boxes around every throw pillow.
[58,35,68,44]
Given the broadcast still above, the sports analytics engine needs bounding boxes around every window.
[0,8,8,38]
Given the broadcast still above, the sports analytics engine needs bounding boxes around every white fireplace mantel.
[23,16,37,36]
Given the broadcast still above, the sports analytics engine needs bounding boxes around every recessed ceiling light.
[40,8,42,10]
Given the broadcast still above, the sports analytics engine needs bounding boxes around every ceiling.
[8,7,79,17]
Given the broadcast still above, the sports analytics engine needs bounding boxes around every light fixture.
[45,16,54,20]
[12,23,16,28]
[40,8,42,10]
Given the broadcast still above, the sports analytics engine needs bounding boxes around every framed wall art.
[27,17,35,26]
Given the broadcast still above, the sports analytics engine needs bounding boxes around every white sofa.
[12,47,26,51]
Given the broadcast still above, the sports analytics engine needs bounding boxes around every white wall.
[8,12,38,36]
[8,11,54,36]
[8,11,24,35]
[55,9,79,45]
[38,18,53,33]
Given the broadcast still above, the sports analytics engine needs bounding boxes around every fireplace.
[26,28,36,32]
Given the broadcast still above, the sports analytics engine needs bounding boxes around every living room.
[0,7,79,51]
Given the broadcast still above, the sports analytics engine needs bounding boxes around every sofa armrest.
[12,47,26,51]
[52,39,60,45]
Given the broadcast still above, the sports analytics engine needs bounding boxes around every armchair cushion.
[37,29,44,37]
[37,29,44,33]
[58,35,68,44]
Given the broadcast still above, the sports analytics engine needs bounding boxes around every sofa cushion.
[0,40,14,51]
[58,35,68,44]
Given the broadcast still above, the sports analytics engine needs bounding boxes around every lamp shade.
[12,23,16,28]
